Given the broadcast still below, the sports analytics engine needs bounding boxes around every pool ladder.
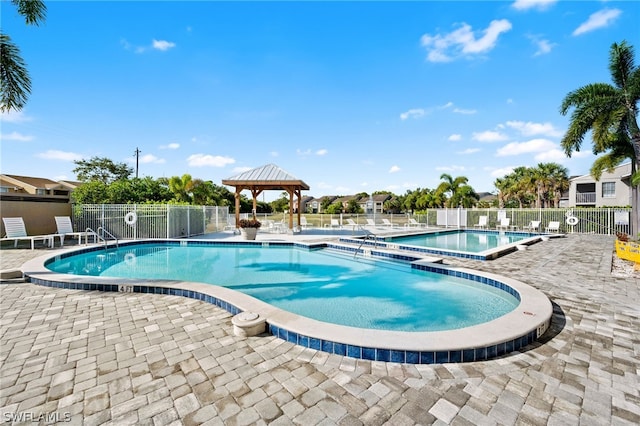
[86,227,119,249]
[354,230,378,258]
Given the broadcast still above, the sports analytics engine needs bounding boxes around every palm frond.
[0,33,31,113]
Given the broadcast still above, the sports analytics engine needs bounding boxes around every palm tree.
[0,0,47,112]
[168,174,194,203]
[560,40,640,232]
[436,174,475,207]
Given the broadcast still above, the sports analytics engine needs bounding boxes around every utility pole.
[134,147,141,178]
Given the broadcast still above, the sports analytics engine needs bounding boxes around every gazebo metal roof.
[222,164,309,190]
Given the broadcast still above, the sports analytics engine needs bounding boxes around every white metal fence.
[261,208,633,236]
[72,205,632,239]
[72,204,230,239]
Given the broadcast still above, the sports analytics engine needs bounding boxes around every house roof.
[1,174,66,190]
[222,164,310,190]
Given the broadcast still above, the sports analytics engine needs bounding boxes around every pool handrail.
[94,226,119,248]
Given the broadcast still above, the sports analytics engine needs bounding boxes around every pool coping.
[342,228,561,260]
[20,239,553,364]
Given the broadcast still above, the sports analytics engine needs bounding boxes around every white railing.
[576,192,596,204]
[73,204,230,239]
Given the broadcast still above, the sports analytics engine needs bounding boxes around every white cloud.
[458,148,481,155]
[139,154,165,164]
[490,166,516,178]
[534,148,567,162]
[421,19,512,62]
[472,130,509,142]
[316,149,328,156]
[512,0,557,11]
[270,151,279,157]
[453,108,477,115]
[400,108,426,120]
[0,131,33,142]
[296,149,311,156]
[505,120,563,137]
[573,9,621,36]
[152,39,176,51]
[389,165,401,173]
[439,102,454,109]
[159,143,180,150]
[187,154,235,167]
[36,150,83,161]
[436,165,466,172]
[527,34,555,56]
[122,38,176,53]
[0,110,32,123]
[496,138,557,156]
[448,134,462,142]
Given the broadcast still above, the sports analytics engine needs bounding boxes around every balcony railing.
[576,192,596,204]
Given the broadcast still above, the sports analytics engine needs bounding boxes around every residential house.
[564,162,632,207]
[358,194,391,214]
[306,196,337,213]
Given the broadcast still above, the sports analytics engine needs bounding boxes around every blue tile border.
[30,238,547,365]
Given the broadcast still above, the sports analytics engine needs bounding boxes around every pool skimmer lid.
[232,311,266,337]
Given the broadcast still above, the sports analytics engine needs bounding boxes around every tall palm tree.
[168,174,194,203]
[560,40,640,232]
[0,0,47,112]
[436,174,474,207]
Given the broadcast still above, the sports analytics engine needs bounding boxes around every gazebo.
[221,164,310,231]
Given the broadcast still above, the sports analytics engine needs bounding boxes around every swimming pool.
[344,229,544,260]
[23,240,552,364]
[44,243,519,332]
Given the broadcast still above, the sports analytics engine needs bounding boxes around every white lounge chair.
[382,218,396,228]
[54,216,96,246]
[523,220,541,233]
[496,218,511,231]
[474,216,488,229]
[545,221,561,233]
[406,218,425,229]
[346,218,363,231]
[365,219,377,228]
[1,217,54,250]
[329,219,342,229]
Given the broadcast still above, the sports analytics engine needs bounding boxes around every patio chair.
[406,218,425,229]
[365,219,377,228]
[54,216,96,246]
[474,216,488,229]
[382,218,396,228]
[329,219,342,229]
[523,220,541,233]
[300,216,313,229]
[545,221,561,233]
[496,217,511,231]
[1,217,54,250]
[346,218,363,231]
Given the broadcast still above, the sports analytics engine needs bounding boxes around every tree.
[73,157,133,184]
[168,174,194,203]
[436,174,477,207]
[325,202,344,214]
[560,40,640,232]
[0,0,46,112]
[345,199,363,214]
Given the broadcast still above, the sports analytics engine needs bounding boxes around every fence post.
[166,205,170,238]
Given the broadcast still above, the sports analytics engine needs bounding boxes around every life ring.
[124,211,137,226]
[124,252,136,265]
[566,216,579,226]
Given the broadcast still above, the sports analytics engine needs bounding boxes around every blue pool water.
[389,230,530,253]
[46,244,519,332]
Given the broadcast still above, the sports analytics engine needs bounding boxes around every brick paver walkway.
[1,234,638,425]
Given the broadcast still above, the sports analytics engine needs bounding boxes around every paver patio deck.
[0,233,638,425]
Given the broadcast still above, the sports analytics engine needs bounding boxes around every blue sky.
[1,0,638,201]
